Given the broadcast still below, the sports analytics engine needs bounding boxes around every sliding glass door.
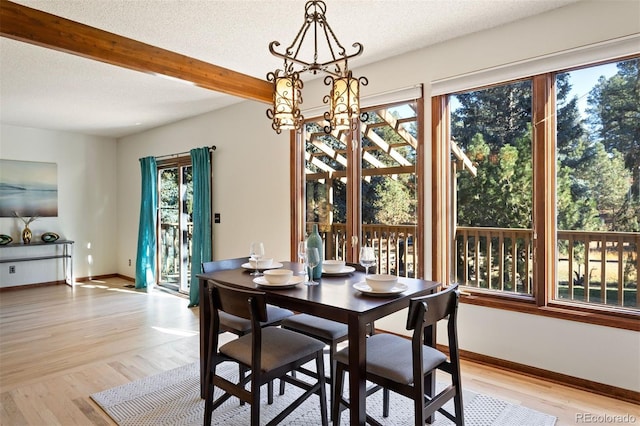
[157,157,193,293]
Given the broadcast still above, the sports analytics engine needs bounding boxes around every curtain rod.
[155,145,216,160]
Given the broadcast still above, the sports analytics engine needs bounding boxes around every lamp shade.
[267,71,303,133]
[275,76,297,128]
[328,73,360,131]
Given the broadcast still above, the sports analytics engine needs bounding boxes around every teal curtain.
[188,147,212,307]
[135,156,158,289]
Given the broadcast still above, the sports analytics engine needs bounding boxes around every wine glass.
[297,241,308,276]
[359,246,376,276]
[305,247,320,286]
[249,241,265,276]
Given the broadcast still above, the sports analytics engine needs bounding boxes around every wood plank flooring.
[1,278,637,425]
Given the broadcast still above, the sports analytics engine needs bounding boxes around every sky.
[565,62,618,118]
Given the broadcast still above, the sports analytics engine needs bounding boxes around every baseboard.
[113,273,135,282]
[0,273,130,291]
[0,279,66,291]
[447,345,640,405]
[75,273,121,283]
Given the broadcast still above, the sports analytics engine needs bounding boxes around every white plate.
[253,275,303,288]
[242,262,283,271]
[353,282,408,296]
[322,265,356,276]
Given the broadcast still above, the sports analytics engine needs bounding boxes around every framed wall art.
[0,159,58,217]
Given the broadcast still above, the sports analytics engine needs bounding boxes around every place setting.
[242,241,283,275]
[253,269,303,289]
[321,259,356,276]
[353,246,407,297]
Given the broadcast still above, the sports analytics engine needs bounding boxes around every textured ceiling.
[0,0,580,138]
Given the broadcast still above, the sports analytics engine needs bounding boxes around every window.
[294,97,424,278]
[451,79,534,295]
[434,56,639,328]
[555,61,639,310]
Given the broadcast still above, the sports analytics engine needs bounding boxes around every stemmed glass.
[297,241,308,276]
[249,241,264,276]
[305,247,320,286]
[359,246,376,276]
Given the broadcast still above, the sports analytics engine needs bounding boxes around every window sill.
[460,291,640,331]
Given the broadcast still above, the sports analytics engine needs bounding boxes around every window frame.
[432,60,640,332]
[291,96,425,278]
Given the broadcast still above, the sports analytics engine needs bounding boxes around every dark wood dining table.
[198,261,441,426]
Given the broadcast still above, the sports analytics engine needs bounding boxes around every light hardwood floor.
[1,277,637,425]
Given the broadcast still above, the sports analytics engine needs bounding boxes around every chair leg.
[268,380,274,404]
[251,382,261,426]
[382,387,390,417]
[203,374,213,426]
[316,352,329,426]
[454,390,464,426]
[238,365,247,406]
[331,363,346,426]
[328,342,337,406]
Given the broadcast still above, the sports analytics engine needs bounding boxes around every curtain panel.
[135,156,158,289]
[189,147,212,306]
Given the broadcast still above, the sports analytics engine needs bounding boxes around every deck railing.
[455,226,639,309]
[308,223,418,278]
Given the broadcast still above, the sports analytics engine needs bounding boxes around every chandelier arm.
[286,18,314,60]
[321,19,347,58]
[318,43,363,70]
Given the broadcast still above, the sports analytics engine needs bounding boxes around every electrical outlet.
[128,259,131,266]
[9,265,15,274]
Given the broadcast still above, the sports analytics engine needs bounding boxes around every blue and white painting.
[0,160,58,217]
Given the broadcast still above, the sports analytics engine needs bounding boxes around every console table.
[0,240,74,286]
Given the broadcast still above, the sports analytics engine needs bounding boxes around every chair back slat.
[406,284,459,331]
[202,257,247,273]
[211,283,268,323]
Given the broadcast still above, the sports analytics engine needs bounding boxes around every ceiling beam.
[0,0,272,103]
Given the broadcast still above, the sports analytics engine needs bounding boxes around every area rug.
[91,361,557,425]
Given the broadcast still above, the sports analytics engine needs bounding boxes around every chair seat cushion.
[335,333,447,385]
[219,305,293,333]
[221,327,325,372]
[282,314,348,341]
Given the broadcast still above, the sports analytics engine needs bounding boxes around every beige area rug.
[91,361,557,425]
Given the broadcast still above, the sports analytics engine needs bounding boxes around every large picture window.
[435,56,639,328]
[294,97,424,278]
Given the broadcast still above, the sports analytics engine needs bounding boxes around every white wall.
[0,124,117,286]
[116,100,291,278]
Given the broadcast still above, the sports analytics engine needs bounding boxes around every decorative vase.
[22,226,32,244]
[306,224,324,279]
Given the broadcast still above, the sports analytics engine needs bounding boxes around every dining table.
[198,261,441,426]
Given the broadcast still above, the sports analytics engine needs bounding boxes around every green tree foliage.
[453,64,638,233]
[586,58,640,198]
[452,81,533,228]
[372,175,415,225]
[452,80,531,150]
[456,133,532,228]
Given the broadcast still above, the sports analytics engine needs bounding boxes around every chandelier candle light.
[266,0,368,134]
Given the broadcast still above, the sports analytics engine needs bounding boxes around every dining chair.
[202,257,294,403]
[202,258,294,334]
[204,282,329,426]
[279,263,373,403]
[331,284,464,426]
